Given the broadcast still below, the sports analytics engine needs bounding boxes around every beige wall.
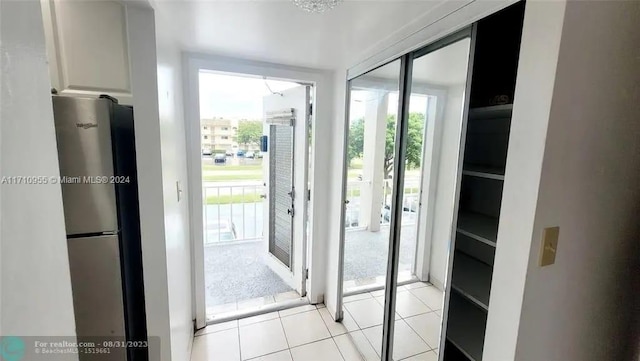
[486,1,640,359]
[515,1,640,359]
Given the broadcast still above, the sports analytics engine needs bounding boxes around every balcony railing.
[203,182,264,244]
[344,178,420,230]
[202,178,421,243]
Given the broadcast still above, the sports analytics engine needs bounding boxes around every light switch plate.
[539,226,559,267]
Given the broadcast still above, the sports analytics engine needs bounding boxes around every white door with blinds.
[262,85,310,296]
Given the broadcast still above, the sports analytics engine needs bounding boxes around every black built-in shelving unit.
[443,2,526,360]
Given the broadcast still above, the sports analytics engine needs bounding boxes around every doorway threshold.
[205,297,309,325]
[343,275,421,297]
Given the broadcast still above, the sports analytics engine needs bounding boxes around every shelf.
[447,338,477,361]
[462,165,505,181]
[451,252,492,310]
[446,292,487,361]
[468,104,513,120]
[456,212,498,247]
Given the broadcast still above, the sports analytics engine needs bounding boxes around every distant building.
[201,118,260,153]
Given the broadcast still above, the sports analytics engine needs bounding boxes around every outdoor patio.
[204,225,418,315]
[203,178,420,317]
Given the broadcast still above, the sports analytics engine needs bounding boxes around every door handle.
[287,208,294,216]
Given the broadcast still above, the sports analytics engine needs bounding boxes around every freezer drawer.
[53,96,118,235]
[67,235,126,360]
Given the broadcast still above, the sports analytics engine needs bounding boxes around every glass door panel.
[342,58,401,358]
[392,36,472,360]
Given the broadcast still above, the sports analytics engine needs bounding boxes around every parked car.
[245,151,255,159]
[214,154,226,164]
[255,152,264,159]
[381,204,391,222]
[205,220,237,244]
[225,149,235,156]
[403,196,419,212]
[344,206,359,227]
[202,148,212,156]
[236,150,245,157]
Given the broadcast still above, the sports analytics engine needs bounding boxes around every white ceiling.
[154,0,442,70]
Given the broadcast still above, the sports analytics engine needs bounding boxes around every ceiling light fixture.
[292,0,341,13]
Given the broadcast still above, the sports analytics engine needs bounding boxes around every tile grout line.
[338,331,369,361]
[277,308,293,353]
[358,323,382,359]
[330,334,348,361]
[342,302,365,330]
[239,306,309,361]
[281,309,335,350]
[236,326,243,361]
[244,348,291,361]
[403,312,438,351]
[396,351,434,361]
[405,287,436,312]
[318,306,348,338]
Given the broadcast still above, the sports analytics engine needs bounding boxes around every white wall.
[156,41,193,361]
[514,1,640,359]
[0,0,78,351]
[125,5,173,361]
[486,1,640,359]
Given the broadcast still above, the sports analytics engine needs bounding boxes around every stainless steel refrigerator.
[52,95,147,361]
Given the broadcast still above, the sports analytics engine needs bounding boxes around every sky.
[349,91,429,122]
[199,71,300,119]
[198,70,429,121]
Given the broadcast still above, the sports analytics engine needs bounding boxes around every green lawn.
[345,186,419,197]
[350,158,363,169]
[203,173,262,182]
[347,169,362,179]
[205,193,262,205]
[202,164,262,171]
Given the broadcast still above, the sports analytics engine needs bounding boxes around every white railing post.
[202,181,263,243]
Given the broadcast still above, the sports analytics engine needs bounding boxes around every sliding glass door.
[340,28,474,361]
[342,59,401,355]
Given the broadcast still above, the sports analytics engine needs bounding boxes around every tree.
[347,118,365,166]
[384,113,425,178]
[348,113,425,179]
[237,120,263,149]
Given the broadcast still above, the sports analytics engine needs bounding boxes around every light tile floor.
[191,282,442,361]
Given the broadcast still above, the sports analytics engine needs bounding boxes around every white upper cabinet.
[42,0,133,104]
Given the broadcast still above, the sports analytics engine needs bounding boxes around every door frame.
[183,53,329,329]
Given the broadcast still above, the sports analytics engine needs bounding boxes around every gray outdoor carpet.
[343,225,417,282]
[204,225,417,308]
[205,240,293,307]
